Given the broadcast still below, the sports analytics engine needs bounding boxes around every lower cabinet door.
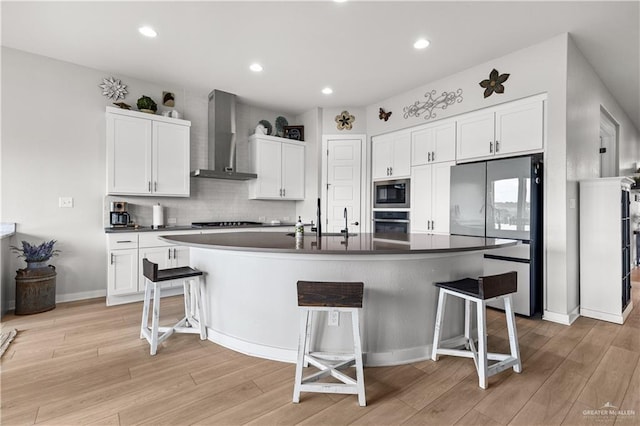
[108,249,138,296]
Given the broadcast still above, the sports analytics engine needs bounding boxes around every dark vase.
[15,264,56,315]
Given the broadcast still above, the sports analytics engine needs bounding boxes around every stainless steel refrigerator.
[450,154,543,316]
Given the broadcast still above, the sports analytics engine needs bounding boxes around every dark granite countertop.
[160,231,519,255]
[104,222,300,233]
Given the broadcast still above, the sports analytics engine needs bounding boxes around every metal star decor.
[99,77,128,101]
[335,110,355,130]
[479,69,510,98]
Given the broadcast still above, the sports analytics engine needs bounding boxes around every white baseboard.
[543,306,580,325]
[206,328,470,367]
[7,289,107,311]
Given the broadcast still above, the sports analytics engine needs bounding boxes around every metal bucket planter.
[15,265,56,315]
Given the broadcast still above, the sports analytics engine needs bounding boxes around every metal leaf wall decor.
[479,69,510,98]
[403,89,463,121]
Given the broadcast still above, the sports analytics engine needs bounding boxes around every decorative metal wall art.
[378,108,392,121]
[479,69,510,98]
[403,89,463,121]
[99,77,128,101]
[335,111,355,130]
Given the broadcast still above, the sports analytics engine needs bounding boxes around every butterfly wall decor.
[379,108,392,121]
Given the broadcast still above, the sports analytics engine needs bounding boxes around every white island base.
[190,248,485,366]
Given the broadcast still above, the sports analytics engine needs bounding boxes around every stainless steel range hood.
[191,90,257,180]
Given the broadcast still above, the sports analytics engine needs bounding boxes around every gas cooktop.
[191,221,263,228]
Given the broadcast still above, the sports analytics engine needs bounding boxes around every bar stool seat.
[140,258,206,355]
[293,281,366,406]
[431,271,521,389]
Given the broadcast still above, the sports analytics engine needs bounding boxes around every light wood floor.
[2,270,639,425]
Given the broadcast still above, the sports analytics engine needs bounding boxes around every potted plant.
[137,95,157,114]
[11,240,59,315]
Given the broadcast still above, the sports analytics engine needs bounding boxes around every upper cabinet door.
[251,137,282,199]
[456,110,495,162]
[107,113,152,195]
[411,127,432,167]
[372,136,394,179]
[432,121,456,163]
[494,98,544,156]
[281,142,305,200]
[390,132,411,178]
[153,121,190,196]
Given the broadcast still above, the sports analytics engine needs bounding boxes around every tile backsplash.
[104,178,296,227]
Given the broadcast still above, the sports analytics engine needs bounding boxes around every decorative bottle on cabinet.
[579,177,634,324]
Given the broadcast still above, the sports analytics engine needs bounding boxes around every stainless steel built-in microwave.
[373,179,410,209]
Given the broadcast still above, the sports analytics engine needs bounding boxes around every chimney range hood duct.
[191,89,257,180]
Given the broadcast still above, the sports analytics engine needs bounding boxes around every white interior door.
[326,139,362,233]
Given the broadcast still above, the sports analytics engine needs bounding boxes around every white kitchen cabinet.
[410,161,454,234]
[456,95,544,162]
[372,131,411,180]
[411,120,456,166]
[106,106,190,197]
[248,135,305,200]
[107,233,139,297]
[580,177,634,324]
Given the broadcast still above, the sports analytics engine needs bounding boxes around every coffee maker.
[110,201,131,228]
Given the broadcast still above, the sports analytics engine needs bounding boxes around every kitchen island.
[160,232,518,366]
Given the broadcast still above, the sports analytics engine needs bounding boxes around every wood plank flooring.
[1,270,639,425]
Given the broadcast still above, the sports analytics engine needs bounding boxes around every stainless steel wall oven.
[373,211,410,241]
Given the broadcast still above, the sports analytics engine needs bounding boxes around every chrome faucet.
[342,207,349,238]
[311,197,322,237]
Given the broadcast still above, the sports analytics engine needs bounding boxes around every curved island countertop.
[159,232,518,366]
[160,231,518,255]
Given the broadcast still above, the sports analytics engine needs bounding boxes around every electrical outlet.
[258,216,266,222]
[328,310,340,327]
[59,197,73,208]
[167,217,177,224]
[283,216,290,222]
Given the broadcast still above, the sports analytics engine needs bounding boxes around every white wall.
[566,36,640,314]
[322,107,367,135]
[1,47,297,307]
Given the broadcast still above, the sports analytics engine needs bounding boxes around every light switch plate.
[59,197,73,208]
[569,198,576,209]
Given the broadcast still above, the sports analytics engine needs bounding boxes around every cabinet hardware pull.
[489,141,493,153]
[283,188,286,197]
[431,220,435,230]
[427,221,430,230]
[148,181,151,192]
[117,240,132,243]
[389,166,393,175]
[154,181,157,192]
[495,140,500,152]
[168,248,172,259]
[173,248,177,258]
[110,253,114,264]
[428,152,431,162]
[431,151,435,161]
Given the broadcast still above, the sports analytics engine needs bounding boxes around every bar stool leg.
[140,279,152,339]
[504,296,522,373]
[150,282,161,356]
[431,289,447,361]
[351,310,366,407]
[197,278,207,340]
[293,309,310,403]
[303,311,312,367]
[464,299,472,349]
[183,280,191,326]
[476,299,488,389]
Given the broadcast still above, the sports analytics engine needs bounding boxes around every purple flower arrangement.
[11,240,60,263]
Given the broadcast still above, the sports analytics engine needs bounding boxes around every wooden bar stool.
[140,258,206,355]
[431,271,521,389]
[293,281,366,406]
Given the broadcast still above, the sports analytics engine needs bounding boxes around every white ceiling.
[2,1,639,130]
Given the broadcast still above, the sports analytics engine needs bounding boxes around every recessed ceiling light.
[413,38,430,49]
[322,87,333,95]
[250,63,263,72]
[138,26,157,38]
